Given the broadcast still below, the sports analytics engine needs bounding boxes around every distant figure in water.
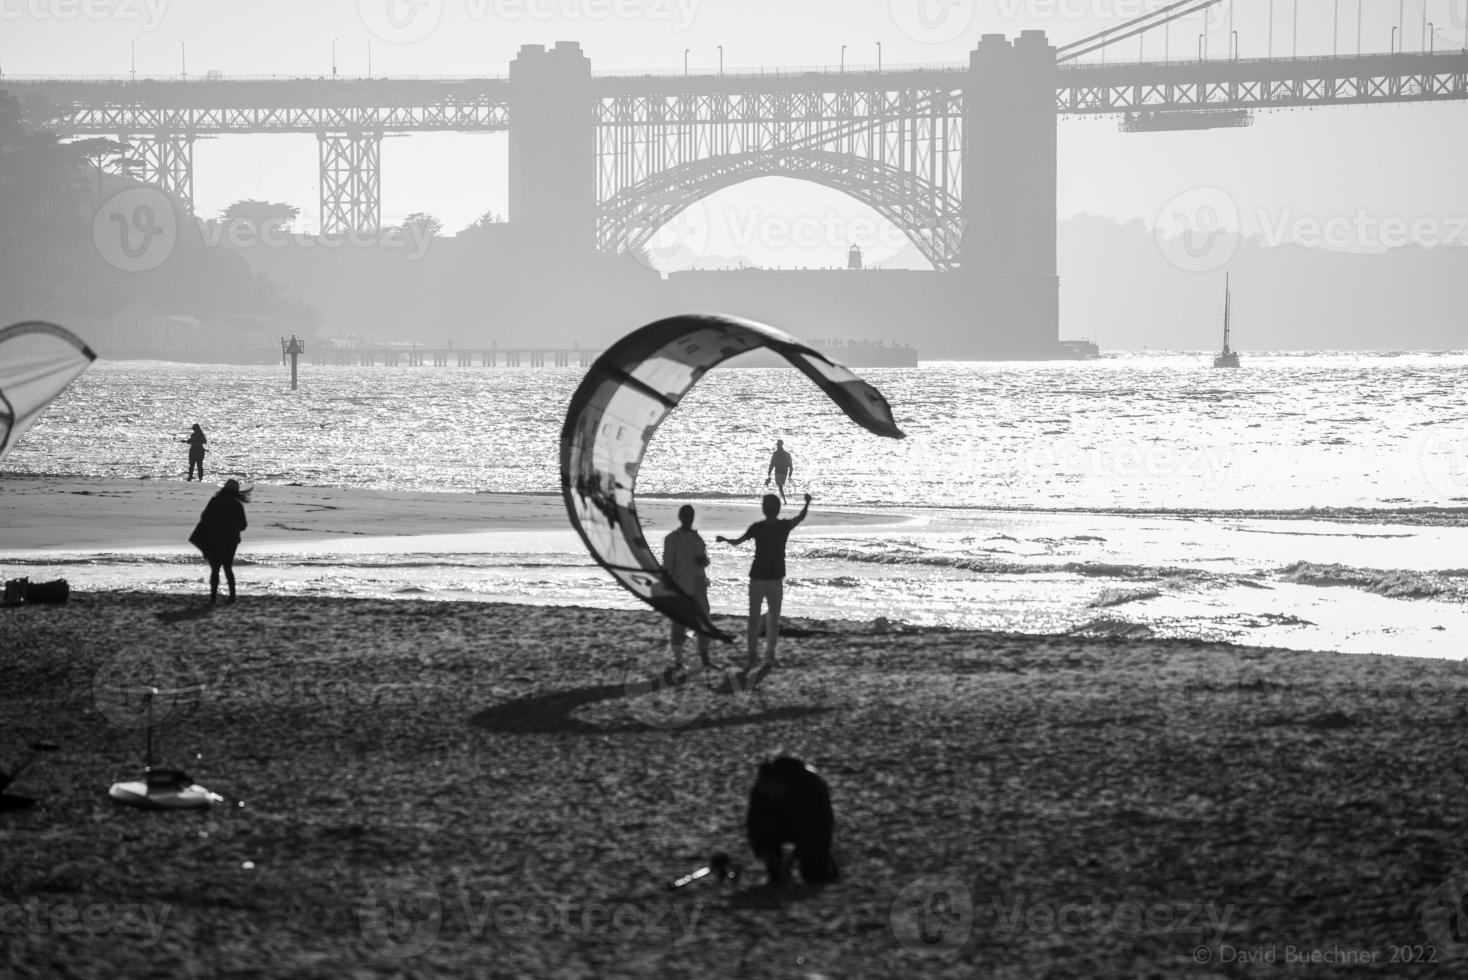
[661,504,714,672]
[765,440,793,502]
[717,492,811,673]
[184,424,207,481]
[188,479,250,604]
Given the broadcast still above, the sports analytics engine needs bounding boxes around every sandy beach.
[2,590,1467,977]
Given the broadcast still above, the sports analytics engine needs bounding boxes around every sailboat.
[1213,274,1240,369]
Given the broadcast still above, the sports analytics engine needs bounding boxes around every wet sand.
[0,475,901,552]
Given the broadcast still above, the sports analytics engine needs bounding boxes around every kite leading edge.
[0,321,97,460]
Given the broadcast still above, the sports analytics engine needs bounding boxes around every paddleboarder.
[184,424,207,481]
[765,440,793,502]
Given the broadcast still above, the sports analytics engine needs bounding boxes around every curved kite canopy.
[560,314,905,642]
[0,322,97,459]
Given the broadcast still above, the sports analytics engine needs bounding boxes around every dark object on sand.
[23,579,69,604]
[0,741,60,811]
[105,688,220,810]
[746,755,839,886]
[668,851,740,890]
[108,767,220,810]
[2,578,26,606]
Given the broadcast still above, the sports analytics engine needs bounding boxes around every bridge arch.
[597,150,963,271]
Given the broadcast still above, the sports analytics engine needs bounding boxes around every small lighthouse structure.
[847,244,863,270]
[281,335,306,390]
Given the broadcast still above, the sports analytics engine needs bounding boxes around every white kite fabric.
[561,314,906,642]
[0,322,97,459]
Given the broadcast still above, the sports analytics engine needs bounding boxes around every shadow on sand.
[468,678,836,736]
[154,605,215,624]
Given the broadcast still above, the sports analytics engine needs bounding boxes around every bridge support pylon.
[510,42,595,255]
[963,31,1060,356]
[126,131,196,213]
[318,129,382,234]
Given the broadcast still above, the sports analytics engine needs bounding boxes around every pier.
[309,346,599,368]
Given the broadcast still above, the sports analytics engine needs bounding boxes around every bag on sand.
[2,578,27,606]
[23,580,69,604]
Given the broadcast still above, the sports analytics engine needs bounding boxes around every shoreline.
[0,474,907,553]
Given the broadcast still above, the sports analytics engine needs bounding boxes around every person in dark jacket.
[746,755,838,886]
[189,479,249,604]
[184,424,207,481]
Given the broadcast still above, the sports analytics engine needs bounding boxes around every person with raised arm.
[717,492,812,676]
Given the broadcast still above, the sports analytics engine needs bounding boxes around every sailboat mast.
[1222,274,1232,353]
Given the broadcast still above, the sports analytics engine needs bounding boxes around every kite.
[560,314,905,642]
[0,321,97,459]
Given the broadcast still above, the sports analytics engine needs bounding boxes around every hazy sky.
[5,0,1467,268]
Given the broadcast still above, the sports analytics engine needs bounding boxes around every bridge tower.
[964,31,1059,354]
[509,42,595,255]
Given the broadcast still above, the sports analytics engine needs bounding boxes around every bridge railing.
[1059,48,1468,70]
[0,73,510,83]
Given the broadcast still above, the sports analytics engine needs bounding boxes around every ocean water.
[5,353,1468,658]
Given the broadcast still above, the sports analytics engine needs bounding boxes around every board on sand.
[108,768,221,810]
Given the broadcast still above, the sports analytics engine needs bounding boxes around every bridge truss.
[1058,52,1468,113]
[594,79,964,266]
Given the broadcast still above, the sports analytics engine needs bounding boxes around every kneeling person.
[746,755,839,886]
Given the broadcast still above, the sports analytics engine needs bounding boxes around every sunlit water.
[5,353,1468,658]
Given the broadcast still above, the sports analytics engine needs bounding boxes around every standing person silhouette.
[188,479,250,604]
[184,424,207,482]
[661,504,715,673]
[765,440,793,502]
[718,492,811,676]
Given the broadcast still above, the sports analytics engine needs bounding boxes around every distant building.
[847,244,863,271]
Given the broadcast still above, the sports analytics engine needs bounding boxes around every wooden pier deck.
[309,347,599,367]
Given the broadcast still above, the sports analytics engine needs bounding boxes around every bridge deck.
[7,51,1465,135]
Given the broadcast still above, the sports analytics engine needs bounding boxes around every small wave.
[1068,618,1155,640]
[802,546,1215,584]
[1278,561,1455,600]
[1089,589,1162,609]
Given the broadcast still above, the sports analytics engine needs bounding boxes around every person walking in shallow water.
[765,440,793,502]
[184,424,207,481]
[718,492,811,675]
[661,504,715,673]
[189,479,249,604]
